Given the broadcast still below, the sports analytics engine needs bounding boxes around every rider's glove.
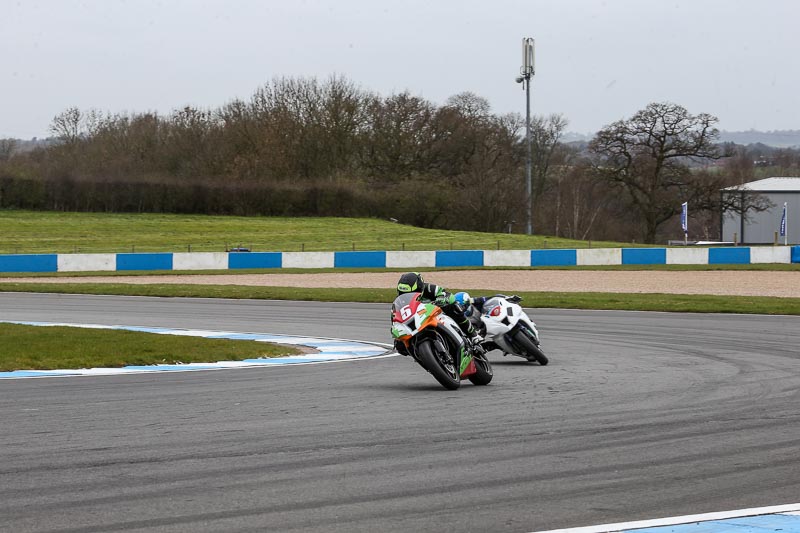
[508,295,522,304]
[434,293,454,307]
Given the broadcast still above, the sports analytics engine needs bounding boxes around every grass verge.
[0,209,637,254]
[0,323,300,372]
[2,282,799,315]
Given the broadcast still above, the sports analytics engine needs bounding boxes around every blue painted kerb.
[709,247,750,264]
[334,251,387,268]
[792,246,800,263]
[0,254,58,273]
[531,249,577,266]
[228,252,282,269]
[628,513,800,533]
[435,250,484,267]
[622,248,667,265]
[116,253,173,271]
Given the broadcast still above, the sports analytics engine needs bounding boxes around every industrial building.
[721,177,800,244]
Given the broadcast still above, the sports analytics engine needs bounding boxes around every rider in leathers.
[394,272,482,356]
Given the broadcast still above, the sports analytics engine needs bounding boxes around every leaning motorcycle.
[469,295,549,365]
[391,292,493,390]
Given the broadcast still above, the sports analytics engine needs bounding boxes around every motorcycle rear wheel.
[513,328,549,365]
[467,350,493,385]
[418,339,461,390]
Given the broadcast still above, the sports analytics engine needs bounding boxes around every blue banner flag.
[780,202,787,237]
[681,202,688,234]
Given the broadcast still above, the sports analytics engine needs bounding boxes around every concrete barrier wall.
[334,251,386,268]
[622,248,667,265]
[709,247,750,264]
[0,246,796,273]
[116,253,173,271]
[483,250,530,267]
[577,248,621,266]
[667,248,709,265]
[531,249,577,266]
[750,247,792,264]
[386,251,436,268]
[57,253,116,272]
[173,252,228,271]
[0,254,58,273]
[435,250,483,267]
[282,252,334,269]
[228,252,282,269]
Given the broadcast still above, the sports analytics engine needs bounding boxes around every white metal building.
[721,177,800,244]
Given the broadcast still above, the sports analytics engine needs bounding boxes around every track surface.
[1,293,799,533]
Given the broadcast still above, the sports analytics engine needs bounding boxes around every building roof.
[723,177,800,192]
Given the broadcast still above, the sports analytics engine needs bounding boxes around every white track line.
[532,503,800,533]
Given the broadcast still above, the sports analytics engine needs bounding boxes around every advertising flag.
[780,202,787,237]
[681,202,688,234]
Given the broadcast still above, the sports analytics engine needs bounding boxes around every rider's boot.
[465,325,483,350]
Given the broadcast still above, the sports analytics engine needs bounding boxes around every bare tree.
[530,113,568,215]
[0,138,17,161]
[362,92,436,178]
[49,107,83,144]
[589,102,723,243]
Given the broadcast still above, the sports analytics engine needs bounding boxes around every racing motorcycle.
[391,292,493,390]
[466,294,549,365]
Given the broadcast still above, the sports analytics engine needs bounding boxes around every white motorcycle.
[462,294,549,365]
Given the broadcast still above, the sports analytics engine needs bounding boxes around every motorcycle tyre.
[514,328,549,366]
[467,350,493,386]
[418,339,461,390]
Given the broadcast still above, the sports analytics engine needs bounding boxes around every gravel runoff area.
[4,270,800,298]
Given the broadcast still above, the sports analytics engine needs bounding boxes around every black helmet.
[397,272,424,294]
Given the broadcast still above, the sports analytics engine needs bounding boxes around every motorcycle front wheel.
[513,327,549,365]
[467,350,493,386]
[418,339,461,390]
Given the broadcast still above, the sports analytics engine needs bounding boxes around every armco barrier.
[0,246,796,273]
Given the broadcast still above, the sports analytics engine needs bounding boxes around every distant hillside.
[563,130,800,148]
[717,130,800,148]
[561,130,800,148]
[7,131,799,151]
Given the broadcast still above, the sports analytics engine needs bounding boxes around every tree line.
[1,75,798,243]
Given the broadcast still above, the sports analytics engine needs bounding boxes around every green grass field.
[0,209,638,254]
[0,322,299,371]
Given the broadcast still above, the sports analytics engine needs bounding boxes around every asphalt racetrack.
[2,293,800,533]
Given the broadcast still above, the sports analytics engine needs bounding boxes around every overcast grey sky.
[2,0,798,139]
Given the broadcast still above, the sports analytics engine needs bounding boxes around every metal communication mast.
[516,38,535,235]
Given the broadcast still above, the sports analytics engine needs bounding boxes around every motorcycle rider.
[395,272,483,354]
[455,292,523,316]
